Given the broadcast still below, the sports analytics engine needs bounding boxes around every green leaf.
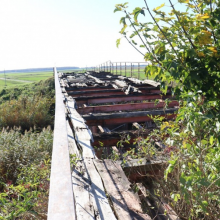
[132,7,145,22]
[202,200,208,206]
[154,3,165,11]
[210,136,214,145]
[120,24,127,34]
[120,17,126,25]
[116,38,121,48]
[114,7,121,13]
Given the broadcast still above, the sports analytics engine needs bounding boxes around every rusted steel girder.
[78,100,179,114]
[83,109,177,126]
[68,89,125,97]
[74,93,173,105]
[93,130,150,147]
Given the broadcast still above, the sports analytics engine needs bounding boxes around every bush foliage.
[0,77,55,219]
[115,0,220,219]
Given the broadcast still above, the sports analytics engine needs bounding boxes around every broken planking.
[94,159,151,220]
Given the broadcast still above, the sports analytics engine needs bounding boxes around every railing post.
[131,63,132,77]
[116,63,117,75]
[120,62,122,76]
[138,63,140,79]
[125,62,126,77]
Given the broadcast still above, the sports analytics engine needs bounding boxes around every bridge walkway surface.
[48,67,180,220]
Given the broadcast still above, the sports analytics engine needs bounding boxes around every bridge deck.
[48,69,180,220]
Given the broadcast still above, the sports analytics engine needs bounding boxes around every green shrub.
[0,128,53,219]
[0,127,53,188]
[0,96,54,131]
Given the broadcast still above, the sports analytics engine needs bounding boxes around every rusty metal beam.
[83,109,176,126]
[78,101,179,114]
[93,130,150,147]
[68,89,125,97]
[75,93,173,105]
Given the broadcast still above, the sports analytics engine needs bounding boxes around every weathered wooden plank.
[142,79,161,87]
[98,125,105,133]
[114,79,128,88]
[85,159,117,220]
[67,120,96,220]
[133,122,143,129]
[66,97,96,158]
[66,119,80,157]
[66,85,115,92]
[94,159,152,220]
[72,160,98,220]
[48,68,75,220]
[87,75,105,84]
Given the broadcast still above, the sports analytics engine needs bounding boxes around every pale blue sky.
[0,0,173,70]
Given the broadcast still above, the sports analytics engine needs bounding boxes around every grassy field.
[0,71,53,90]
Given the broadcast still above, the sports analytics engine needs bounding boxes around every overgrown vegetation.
[115,0,220,219]
[0,77,54,219]
[0,78,55,131]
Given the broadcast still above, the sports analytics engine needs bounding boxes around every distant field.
[0,71,53,90]
[0,79,27,89]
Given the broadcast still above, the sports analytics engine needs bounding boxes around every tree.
[115,1,220,219]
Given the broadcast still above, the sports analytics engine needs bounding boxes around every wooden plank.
[66,85,115,92]
[142,79,160,87]
[114,79,128,88]
[66,97,96,158]
[66,119,80,157]
[133,122,143,129]
[48,68,75,220]
[77,101,179,115]
[72,160,99,220]
[87,75,105,84]
[67,120,96,220]
[84,159,117,220]
[98,125,105,133]
[94,159,151,220]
